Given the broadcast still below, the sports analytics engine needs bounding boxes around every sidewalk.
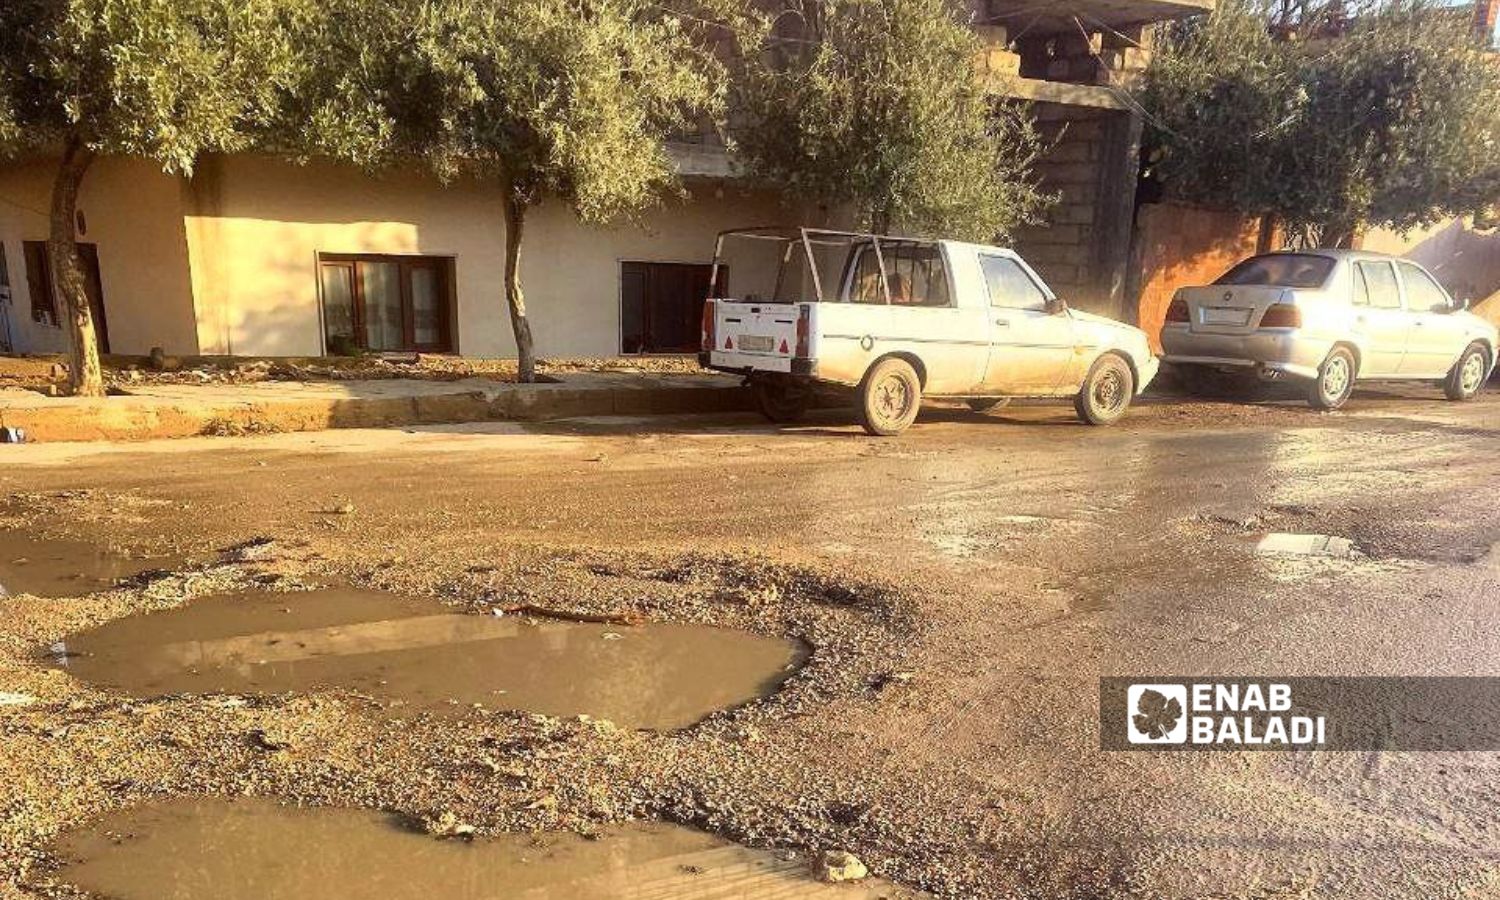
[0,373,751,442]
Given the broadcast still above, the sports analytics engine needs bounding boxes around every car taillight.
[1259,305,1302,328]
[701,300,716,352]
[795,305,811,358]
[1165,297,1190,323]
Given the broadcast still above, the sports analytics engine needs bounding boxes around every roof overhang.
[981,0,1215,34]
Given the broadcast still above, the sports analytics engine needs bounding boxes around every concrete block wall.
[1012,105,1113,308]
[1015,25,1151,87]
[973,25,1021,77]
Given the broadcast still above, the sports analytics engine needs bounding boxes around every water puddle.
[1253,532,1359,560]
[0,532,185,598]
[54,588,803,729]
[49,797,921,899]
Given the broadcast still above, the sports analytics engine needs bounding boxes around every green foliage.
[732,0,1052,242]
[0,0,299,173]
[1141,0,1500,244]
[290,0,725,223]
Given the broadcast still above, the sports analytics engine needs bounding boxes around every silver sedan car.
[1160,250,1497,409]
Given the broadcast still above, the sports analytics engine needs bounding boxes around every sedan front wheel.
[1443,342,1490,402]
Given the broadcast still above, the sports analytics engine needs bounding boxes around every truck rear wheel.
[858,358,922,436]
[752,379,810,423]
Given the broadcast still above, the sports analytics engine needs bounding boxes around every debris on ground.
[817,850,870,882]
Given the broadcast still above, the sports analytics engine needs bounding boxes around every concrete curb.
[0,378,753,443]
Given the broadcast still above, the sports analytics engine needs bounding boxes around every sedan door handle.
[994,319,1011,327]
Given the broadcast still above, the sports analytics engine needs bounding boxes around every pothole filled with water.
[53,587,805,729]
[1251,532,1359,559]
[0,532,186,598]
[47,797,921,899]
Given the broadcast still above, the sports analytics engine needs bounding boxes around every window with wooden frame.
[318,254,455,354]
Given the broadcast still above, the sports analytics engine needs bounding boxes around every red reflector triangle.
[779,339,789,354]
[724,336,733,350]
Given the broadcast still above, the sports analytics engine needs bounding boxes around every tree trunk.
[500,188,536,383]
[49,137,102,397]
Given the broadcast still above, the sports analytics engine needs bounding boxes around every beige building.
[0,0,1216,361]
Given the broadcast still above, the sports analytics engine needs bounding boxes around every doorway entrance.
[23,241,109,353]
[620,261,724,354]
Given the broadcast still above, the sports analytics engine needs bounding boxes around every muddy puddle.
[49,797,921,899]
[0,532,186,598]
[1252,532,1358,559]
[54,588,803,729]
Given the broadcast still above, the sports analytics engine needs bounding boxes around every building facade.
[0,0,1214,361]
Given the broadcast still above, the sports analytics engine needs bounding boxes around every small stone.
[248,728,290,752]
[0,692,37,707]
[816,850,868,883]
[425,811,476,840]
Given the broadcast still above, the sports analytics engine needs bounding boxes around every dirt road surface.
[3,384,1499,898]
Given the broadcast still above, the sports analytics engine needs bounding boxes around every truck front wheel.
[1074,354,1135,426]
[752,379,810,423]
[858,358,923,436]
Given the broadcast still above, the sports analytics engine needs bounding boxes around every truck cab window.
[842,243,952,307]
[980,256,1047,311]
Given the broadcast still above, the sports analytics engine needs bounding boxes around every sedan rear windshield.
[1216,254,1336,288]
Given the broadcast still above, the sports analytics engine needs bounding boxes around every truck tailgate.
[707,301,804,371]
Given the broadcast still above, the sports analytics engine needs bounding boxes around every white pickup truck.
[699,227,1159,435]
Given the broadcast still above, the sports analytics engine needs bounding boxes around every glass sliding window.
[359,262,403,352]
[410,265,442,348]
[319,263,356,352]
[317,255,453,354]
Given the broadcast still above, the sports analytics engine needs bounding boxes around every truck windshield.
[1217,254,1336,288]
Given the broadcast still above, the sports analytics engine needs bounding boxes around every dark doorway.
[23,241,109,353]
[620,261,725,354]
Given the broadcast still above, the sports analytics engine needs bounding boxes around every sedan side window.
[980,256,1048,311]
[1351,264,1370,306]
[1356,262,1402,310]
[1396,262,1451,313]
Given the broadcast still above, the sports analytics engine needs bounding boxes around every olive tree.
[0,0,296,396]
[1140,0,1500,247]
[292,0,725,381]
[732,0,1052,241]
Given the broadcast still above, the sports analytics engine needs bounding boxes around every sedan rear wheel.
[858,358,922,436]
[1443,342,1490,402]
[1308,346,1357,410]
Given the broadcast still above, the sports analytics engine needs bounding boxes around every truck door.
[977,254,1076,395]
